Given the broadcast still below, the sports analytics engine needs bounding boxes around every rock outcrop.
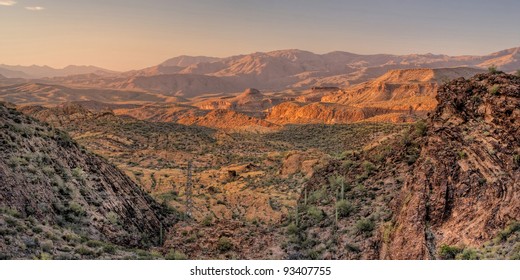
[179,109,279,132]
[387,72,520,259]
[290,72,519,260]
[266,102,380,124]
[0,103,172,259]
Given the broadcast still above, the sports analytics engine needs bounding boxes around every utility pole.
[185,159,193,219]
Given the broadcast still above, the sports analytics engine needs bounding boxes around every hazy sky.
[1,0,519,70]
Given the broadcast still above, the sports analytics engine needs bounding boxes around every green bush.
[355,219,375,234]
[488,85,500,95]
[201,214,213,227]
[362,161,376,173]
[68,202,84,216]
[72,167,85,181]
[106,212,118,225]
[40,240,53,253]
[495,221,520,242]
[456,248,478,260]
[307,206,324,222]
[217,237,233,252]
[75,246,95,256]
[328,175,345,188]
[415,120,427,136]
[86,240,103,248]
[513,154,520,167]
[165,249,187,260]
[286,223,298,235]
[308,188,327,204]
[336,200,354,218]
[488,65,499,74]
[438,244,463,260]
[7,156,28,168]
[103,244,117,254]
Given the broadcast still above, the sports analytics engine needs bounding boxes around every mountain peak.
[160,55,221,67]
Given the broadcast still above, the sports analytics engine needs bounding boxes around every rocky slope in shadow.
[0,103,173,259]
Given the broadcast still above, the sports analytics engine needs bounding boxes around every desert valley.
[1,47,519,260]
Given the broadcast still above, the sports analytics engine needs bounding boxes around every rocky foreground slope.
[289,72,519,259]
[0,103,172,259]
[387,72,519,259]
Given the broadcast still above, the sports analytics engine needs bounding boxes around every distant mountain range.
[129,46,520,90]
[1,46,519,97]
[0,64,117,79]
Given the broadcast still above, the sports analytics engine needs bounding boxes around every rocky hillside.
[194,88,286,113]
[108,74,242,98]
[179,109,280,132]
[266,102,381,124]
[288,72,519,260]
[267,68,483,125]
[0,103,172,259]
[0,83,162,105]
[387,72,520,259]
[322,68,483,111]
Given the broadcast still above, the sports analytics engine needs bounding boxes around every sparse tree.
[488,65,499,74]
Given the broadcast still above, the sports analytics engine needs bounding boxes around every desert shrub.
[456,248,478,260]
[75,246,95,256]
[308,188,327,204]
[39,252,52,260]
[201,214,213,227]
[495,221,520,242]
[307,250,320,260]
[217,237,233,252]
[513,154,520,167]
[7,156,28,168]
[488,85,500,95]
[414,120,427,136]
[488,65,499,74]
[40,240,53,253]
[342,159,354,170]
[32,226,43,234]
[286,223,298,235]
[355,218,375,234]
[328,175,345,188]
[438,244,463,260]
[55,130,75,148]
[5,216,18,227]
[41,165,55,176]
[86,240,103,248]
[103,244,116,254]
[345,243,361,253]
[150,173,157,190]
[72,167,85,181]
[165,249,187,260]
[336,200,354,218]
[307,206,324,222]
[516,70,520,77]
[69,202,84,215]
[106,212,118,225]
[362,161,376,173]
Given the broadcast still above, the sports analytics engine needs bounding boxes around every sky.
[1,0,519,71]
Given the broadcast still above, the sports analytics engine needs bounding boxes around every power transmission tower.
[185,159,193,219]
